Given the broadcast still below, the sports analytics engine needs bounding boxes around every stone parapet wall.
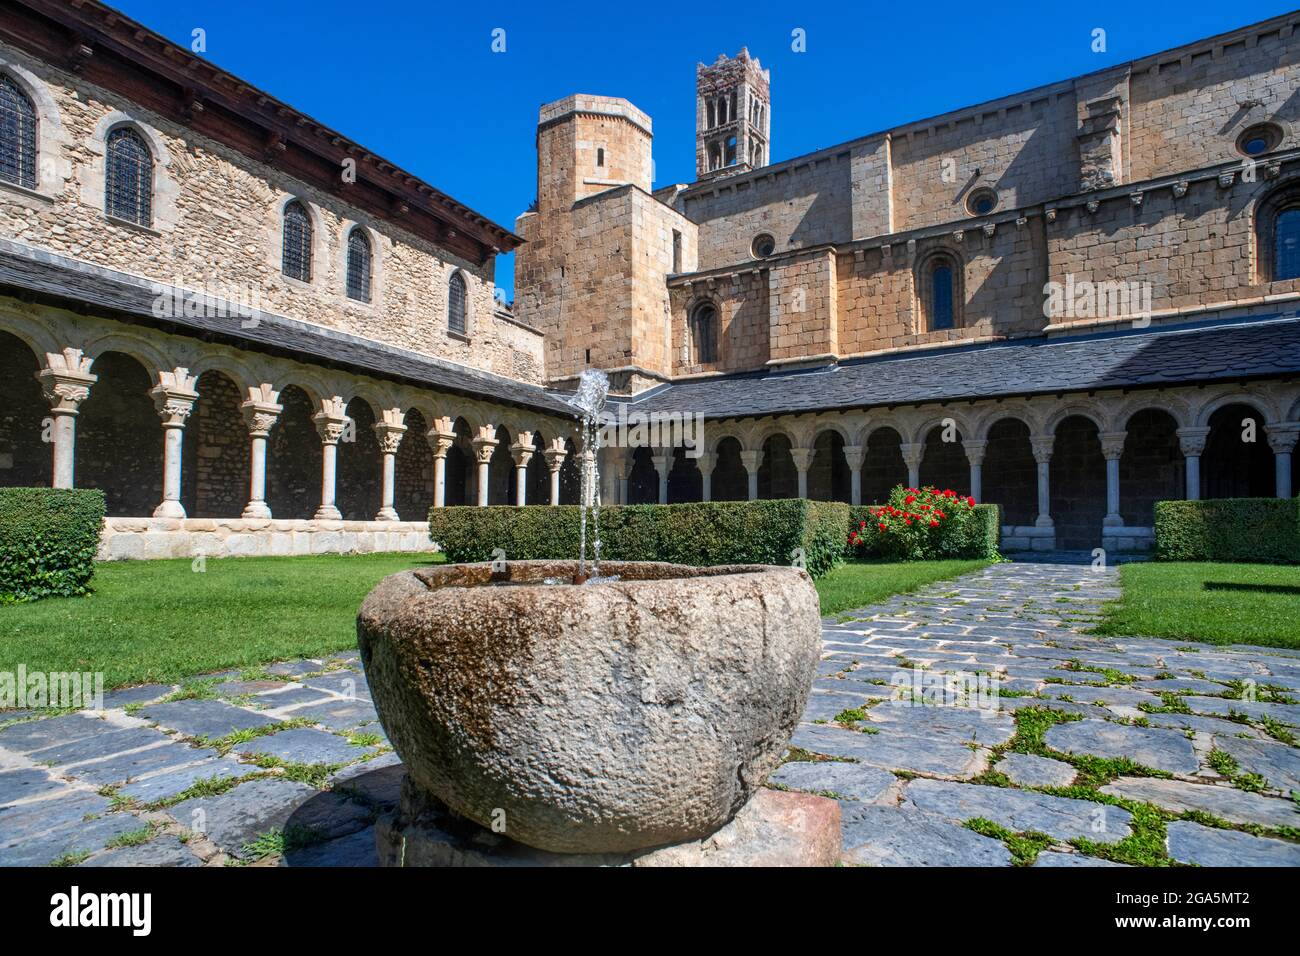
[98,517,435,561]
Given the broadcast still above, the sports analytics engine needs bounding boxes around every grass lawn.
[1,552,992,691]
[0,553,443,689]
[815,558,993,619]
[1093,561,1300,649]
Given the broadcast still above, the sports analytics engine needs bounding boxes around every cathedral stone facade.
[1,0,1299,559]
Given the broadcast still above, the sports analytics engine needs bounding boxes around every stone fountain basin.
[357,560,822,854]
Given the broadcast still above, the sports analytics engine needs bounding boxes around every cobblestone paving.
[1,560,1298,867]
[792,560,1300,866]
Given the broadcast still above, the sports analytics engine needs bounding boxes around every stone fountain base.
[375,772,841,867]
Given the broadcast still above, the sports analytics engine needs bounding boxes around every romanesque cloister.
[5,306,1298,559]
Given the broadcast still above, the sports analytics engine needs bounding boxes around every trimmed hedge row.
[1154,498,1300,563]
[0,488,106,604]
[429,499,851,578]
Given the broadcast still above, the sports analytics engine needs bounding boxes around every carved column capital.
[1098,430,1128,461]
[510,441,535,469]
[789,447,816,473]
[1176,426,1211,457]
[738,450,763,473]
[471,436,499,465]
[150,377,199,428]
[899,442,925,471]
[842,444,866,470]
[695,452,717,476]
[961,439,988,466]
[1265,423,1300,455]
[1030,435,1055,464]
[373,422,407,456]
[543,447,568,474]
[39,347,97,415]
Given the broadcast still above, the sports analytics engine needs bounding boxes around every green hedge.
[0,488,106,604]
[429,499,850,578]
[1154,498,1300,563]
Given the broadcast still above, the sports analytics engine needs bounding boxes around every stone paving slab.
[0,804,149,866]
[65,742,222,788]
[167,777,318,858]
[904,778,1133,844]
[80,834,202,867]
[790,723,987,778]
[1042,720,1200,775]
[228,728,374,765]
[1210,734,1300,793]
[27,726,169,766]
[287,699,382,731]
[114,758,249,804]
[1101,777,1299,829]
[998,753,1077,788]
[1033,850,1128,867]
[136,699,280,739]
[280,826,378,867]
[839,803,1012,866]
[0,767,66,804]
[1166,820,1300,866]
[769,761,897,803]
[0,713,120,754]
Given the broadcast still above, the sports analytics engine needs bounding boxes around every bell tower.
[695,48,770,180]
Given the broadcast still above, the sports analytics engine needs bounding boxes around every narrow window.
[1277,207,1300,281]
[346,228,372,302]
[672,229,682,273]
[596,147,605,168]
[281,200,313,282]
[706,101,715,128]
[930,263,955,330]
[0,75,38,190]
[448,271,468,335]
[691,303,718,364]
[105,127,152,226]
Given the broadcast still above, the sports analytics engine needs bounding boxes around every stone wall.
[0,39,542,383]
[98,517,435,561]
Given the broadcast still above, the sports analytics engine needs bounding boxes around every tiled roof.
[0,241,578,418]
[618,314,1300,419]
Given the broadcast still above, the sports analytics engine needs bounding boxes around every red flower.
[878,523,887,532]
[966,496,976,507]
[929,519,939,527]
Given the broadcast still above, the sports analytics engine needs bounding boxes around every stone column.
[471,432,499,508]
[1266,424,1300,499]
[428,418,456,509]
[240,386,282,519]
[962,439,987,503]
[312,397,350,521]
[149,370,199,519]
[510,433,535,506]
[373,411,407,521]
[900,442,924,489]
[1176,427,1210,501]
[790,447,815,499]
[843,445,865,506]
[696,452,716,502]
[650,448,672,504]
[739,450,762,500]
[543,444,567,505]
[37,349,97,490]
[1099,431,1127,528]
[1030,435,1055,528]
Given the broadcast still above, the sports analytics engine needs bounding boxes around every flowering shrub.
[849,485,987,561]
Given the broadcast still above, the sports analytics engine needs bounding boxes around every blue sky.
[113,0,1297,298]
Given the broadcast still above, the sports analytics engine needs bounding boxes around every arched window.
[448,271,468,335]
[918,252,961,331]
[0,75,38,190]
[1256,182,1300,283]
[281,200,313,282]
[345,228,372,302]
[690,303,718,364]
[105,127,152,226]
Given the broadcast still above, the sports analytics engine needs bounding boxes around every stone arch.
[712,435,746,501]
[337,397,380,520]
[1120,409,1183,527]
[982,417,1036,525]
[1044,403,1108,437]
[808,429,850,502]
[340,222,382,305]
[758,432,797,499]
[667,447,703,503]
[272,193,328,284]
[0,330,51,488]
[1202,402,1273,499]
[525,431,548,505]
[186,352,261,400]
[76,351,161,516]
[1192,392,1279,429]
[181,369,249,518]
[489,425,515,505]
[445,417,473,507]
[266,384,321,519]
[861,425,906,505]
[0,309,61,359]
[1116,396,1191,432]
[395,407,435,520]
[81,330,173,383]
[918,423,969,496]
[1050,414,1107,550]
[627,446,657,504]
[559,437,581,504]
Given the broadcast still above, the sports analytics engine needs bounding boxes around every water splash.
[568,369,615,583]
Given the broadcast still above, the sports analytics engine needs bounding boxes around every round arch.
[0,330,52,488]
